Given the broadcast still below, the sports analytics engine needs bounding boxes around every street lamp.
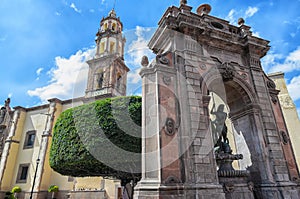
[29,158,40,199]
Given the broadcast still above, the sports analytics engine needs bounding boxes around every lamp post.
[29,158,40,199]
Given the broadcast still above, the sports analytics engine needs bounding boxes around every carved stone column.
[0,108,22,189]
[33,99,56,192]
[134,53,185,198]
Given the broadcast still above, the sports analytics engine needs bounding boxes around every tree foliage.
[49,96,142,181]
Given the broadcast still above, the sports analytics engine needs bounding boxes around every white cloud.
[252,31,260,37]
[225,7,258,25]
[269,47,300,73]
[36,67,43,76]
[287,75,300,102]
[89,9,95,13]
[287,47,300,62]
[70,3,81,13]
[127,69,141,84]
[55,12,62,16]
[127,26,153,66]
[261,52,284,72]
[126,26,155,84]
[245,7,259,18]
[226,9,236,24]
[8,93,12,98]
[28,48,95,103]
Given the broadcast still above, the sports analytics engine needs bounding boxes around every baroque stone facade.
[135,3,300,199]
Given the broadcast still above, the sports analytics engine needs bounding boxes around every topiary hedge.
[49,96,142,181]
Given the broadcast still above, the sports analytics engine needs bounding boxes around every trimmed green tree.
[49,96,142,183]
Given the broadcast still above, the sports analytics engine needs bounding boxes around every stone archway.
[202,73,274,185]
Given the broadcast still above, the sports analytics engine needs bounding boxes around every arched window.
[98,73,104,88]
[100,42,105,54]
[116,73,122,90]
[110,42,115,53]
[104,23,108,30]
[112,23,116,31]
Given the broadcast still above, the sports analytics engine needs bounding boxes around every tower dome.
[95,9,125,58]
[108,9,117,17]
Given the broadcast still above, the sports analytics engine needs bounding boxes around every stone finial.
[4,98,11,112]
[196,4,212,16]
[141,55,149,67]
[180,0,187,5]
[238,18,245,26]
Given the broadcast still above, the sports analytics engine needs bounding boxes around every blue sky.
[0,0,300,118]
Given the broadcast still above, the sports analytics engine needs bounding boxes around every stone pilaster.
[33,100,56,193]
[0,107,24,189]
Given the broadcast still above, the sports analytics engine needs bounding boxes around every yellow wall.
[14,108,47,191]
[1,109,26,191]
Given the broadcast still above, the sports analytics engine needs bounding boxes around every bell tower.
[86,9,129,98]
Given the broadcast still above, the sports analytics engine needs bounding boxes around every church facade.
[0,9,128,199]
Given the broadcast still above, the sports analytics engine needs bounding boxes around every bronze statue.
[210,104,229,148]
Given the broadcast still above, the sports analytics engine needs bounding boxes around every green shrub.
[11,186,21,193]
[48,185,59,192]
[4,191,14,199]
[49,96,142,181]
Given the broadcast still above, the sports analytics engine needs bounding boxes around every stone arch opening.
[202,74,272,183]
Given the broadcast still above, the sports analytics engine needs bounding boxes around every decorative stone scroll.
[163,76,172,85]
[267,80,276,89]
[156,54,170,65]
[165,117,175,136]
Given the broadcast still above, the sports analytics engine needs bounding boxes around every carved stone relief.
[279,95,295,109]
[165,117,175,136]
[163,76,172,85]
[219,62,235,81]
[156,54,170,65]
[223,182,235,193]
[163,175,180,184]
[280,131,289,145]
